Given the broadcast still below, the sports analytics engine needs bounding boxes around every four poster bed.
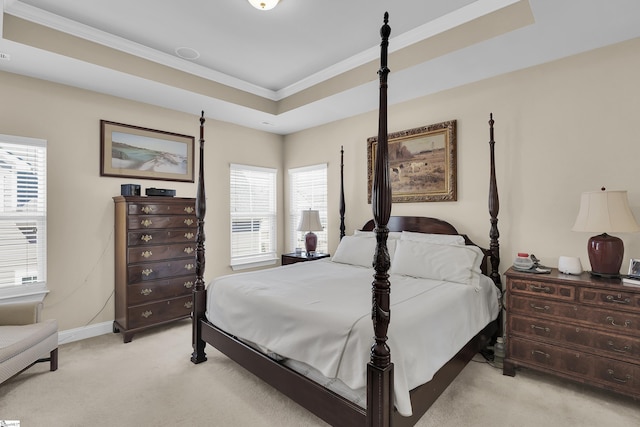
[190,13,502,427]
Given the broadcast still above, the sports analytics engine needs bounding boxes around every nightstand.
[504,267,640,399]
[281,252,330,265]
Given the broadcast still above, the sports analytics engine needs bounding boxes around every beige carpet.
[1,320,638,427]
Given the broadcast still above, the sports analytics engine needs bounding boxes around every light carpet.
[1,320,638,426]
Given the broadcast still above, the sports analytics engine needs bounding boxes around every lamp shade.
[248,0,279,10]
[572,190,640,233]
[572,189,639,277]
[297,210,323,232]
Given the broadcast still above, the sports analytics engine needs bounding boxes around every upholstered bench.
[0,302,58,384]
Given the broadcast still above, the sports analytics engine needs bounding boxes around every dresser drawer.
[126,295,193,329]
[128,260,196,283]
[127,215,196,230]
[579,288,640,314]
[127,229,196,246]
[128,201,195,216]
[509,294,640,335]
[508,278,575,302]
[127,277,194,305]
[509,314,640,362]
[508,337,640,395]
[127,242,196,263]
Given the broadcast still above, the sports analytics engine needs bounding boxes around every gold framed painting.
[100,120,195,182]
[367,120,457,203]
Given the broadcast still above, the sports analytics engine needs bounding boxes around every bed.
[190,12,502,427]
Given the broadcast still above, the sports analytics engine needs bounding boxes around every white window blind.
[288,164,327,253]
[0,135,47,294]
[230,164,277,269]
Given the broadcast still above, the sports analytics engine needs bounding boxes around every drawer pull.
[141,310,153,318]
[606,316,631,328]
[184,281,194,289]
[141,250,153,258]
[142,268,153,277]
[141,219,153,227]
[184,301,193,309]
[185,263,195,271]
[140,288,153,296]
[185,232,194,239]
[607,340,631,354]
[531,350,550,359]
[529,284,551,293]
[606,369,631,383]
[184,219,194,226]
[184,206,194,213]
[141,234,153,242]
[605,294,631,305]
[531,324,550,333]
[141,206,154,214]
[529,303,550,311]
[184,247,194,254]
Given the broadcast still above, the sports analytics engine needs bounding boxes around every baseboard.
[58,321,113,345]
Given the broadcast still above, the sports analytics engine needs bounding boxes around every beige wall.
[285,37,640,278]
[2,35,639,333]
[0,72,283,330]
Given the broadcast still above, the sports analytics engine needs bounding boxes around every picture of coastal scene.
[111,131,188,175]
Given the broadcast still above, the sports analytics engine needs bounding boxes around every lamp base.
[587,233,624,277]
[305,231,317,255]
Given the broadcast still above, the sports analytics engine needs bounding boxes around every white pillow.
[353,230,403,240]
[332,235,397,268]
[400,230,465,246]
[390,239,483,286]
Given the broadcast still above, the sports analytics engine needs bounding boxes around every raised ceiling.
[1,0,640,134]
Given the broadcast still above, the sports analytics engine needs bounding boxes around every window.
[230,164,277,269]
[0,134,47,302]
[288,164,327,253]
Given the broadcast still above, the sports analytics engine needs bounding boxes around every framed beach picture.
[100,120,195,182]
[367,120,457,203]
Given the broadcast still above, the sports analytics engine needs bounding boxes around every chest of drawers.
[113,196,196,342]
[504,267,640,399]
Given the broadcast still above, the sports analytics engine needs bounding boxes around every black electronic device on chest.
[145,187,176,197]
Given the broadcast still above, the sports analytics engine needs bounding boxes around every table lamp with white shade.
[298,209,323,255]
[572,188,640,277]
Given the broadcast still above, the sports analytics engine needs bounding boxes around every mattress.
[206,259,499,416]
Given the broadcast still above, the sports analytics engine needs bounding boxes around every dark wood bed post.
[487,113,500,286]
[367,12,393,427]
[487,113,502,338]
[191,111,207,364]
[339,145,346,240]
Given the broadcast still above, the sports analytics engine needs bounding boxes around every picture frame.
[628,258,640,278]
[367,120,457,203]
[100,120,195,182]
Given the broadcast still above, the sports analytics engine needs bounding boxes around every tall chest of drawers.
[504,267,640,399]
[113,196,196,343]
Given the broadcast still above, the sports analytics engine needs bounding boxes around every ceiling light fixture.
[248,0,279,11]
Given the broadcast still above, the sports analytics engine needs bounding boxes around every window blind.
[0,135,47,289]
[230,164,277,268]
[288,164,327,253]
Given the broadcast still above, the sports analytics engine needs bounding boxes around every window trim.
[0,134,48,303]
[288,163,328,254]
[230,163,277,270]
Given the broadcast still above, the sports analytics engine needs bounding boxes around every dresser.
[113,196,196,343]
[504,267,640,399]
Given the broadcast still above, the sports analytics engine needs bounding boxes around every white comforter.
[206,259,499,416]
